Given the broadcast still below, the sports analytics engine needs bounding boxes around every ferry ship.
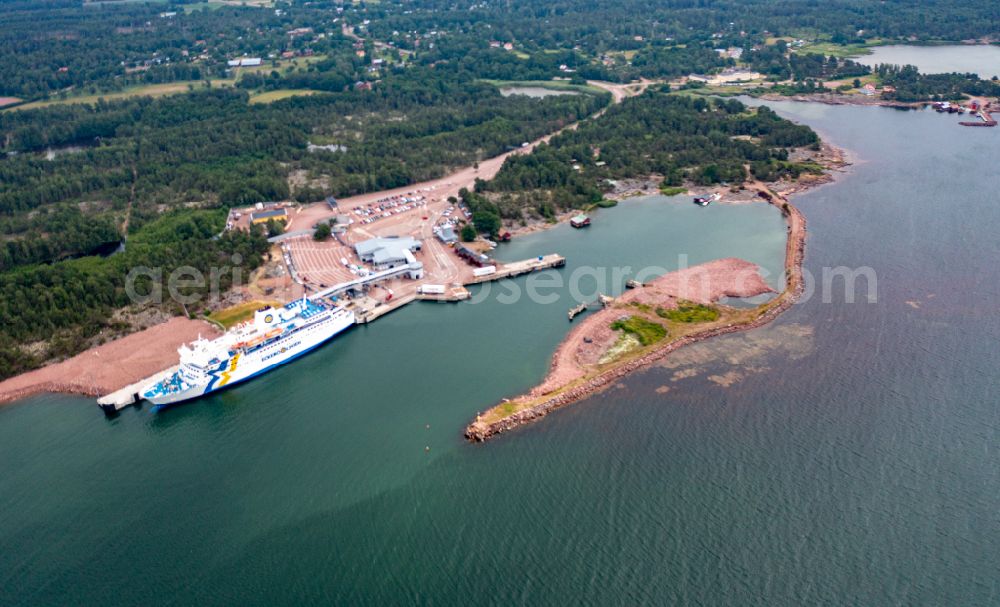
[141,299,355,408]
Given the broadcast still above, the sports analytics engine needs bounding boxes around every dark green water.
[2,101,999,605]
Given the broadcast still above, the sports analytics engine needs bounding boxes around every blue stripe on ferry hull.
[151,325,353,412]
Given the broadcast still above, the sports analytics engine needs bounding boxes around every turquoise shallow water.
[2,101,999,605]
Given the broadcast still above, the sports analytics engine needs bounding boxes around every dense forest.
[469,89,819,233]
[744,42,872,81]
[0,209,270,381]
[0,78,606,268]
[1,0,997,100]
[363,0,1000,57]
[0,0,353,99]
[873,64,1000,101]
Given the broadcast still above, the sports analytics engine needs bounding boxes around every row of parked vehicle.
[352,194,428,225]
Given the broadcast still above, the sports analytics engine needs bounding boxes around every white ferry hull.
[144,306,354,409]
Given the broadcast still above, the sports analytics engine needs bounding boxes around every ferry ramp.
[97,366,179,414]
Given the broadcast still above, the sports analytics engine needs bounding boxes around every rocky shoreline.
[757,92,924,110]
[465,181,811,442]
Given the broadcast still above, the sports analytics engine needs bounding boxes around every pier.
[568,293,615,320]
[568,301,589,321]
[959,109,997,127]
[415,286,471,302]
[464,254,566,284]
[351,292,418,323]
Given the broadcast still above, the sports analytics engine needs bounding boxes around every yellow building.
[250,209,288,225]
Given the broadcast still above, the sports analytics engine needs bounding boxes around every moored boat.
[694,193,721,207]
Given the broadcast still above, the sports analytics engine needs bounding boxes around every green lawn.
[656,301,720,323]
[208,300,282,329]
[797,39,885,58]
[480,79,605,96]
[659,185,688,196]
[9,80,235,111]
[610,316,668,346]
[237,54,329,77]
[249,89,322,104]
[184,0,274,11]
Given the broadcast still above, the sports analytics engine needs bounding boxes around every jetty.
[959,109,997,127]
[415,285,471,302]
[351,292,417,323]
[97,366,178,415]
[568,301,589,320]
[463,254,566,284]
[568,293,614,320]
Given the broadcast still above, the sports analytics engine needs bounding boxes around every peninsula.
[466,181,812,441]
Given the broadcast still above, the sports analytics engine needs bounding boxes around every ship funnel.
[254,306,278,330]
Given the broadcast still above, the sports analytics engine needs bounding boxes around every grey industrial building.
[354,236,422,271]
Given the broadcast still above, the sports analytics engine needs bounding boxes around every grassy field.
[237,54,329,77]
[824,73,883,91]
[9,80,236,111]
[7,45,323,112]
[84,0,167,4]
[249,89,322,104]
[610,316,668,346]
[208,300,282,329]
[184,0,273,11]
[656,301,720,323]
[797,39,884,58]
[659,185,689,196]
[480,79,606,96]
[669,86,746,98]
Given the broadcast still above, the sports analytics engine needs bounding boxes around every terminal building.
[355,236,423,273]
